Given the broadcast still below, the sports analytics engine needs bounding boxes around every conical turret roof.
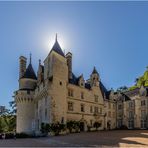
[22,63,37,80]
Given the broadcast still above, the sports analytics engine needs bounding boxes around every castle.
[14,36,148,134]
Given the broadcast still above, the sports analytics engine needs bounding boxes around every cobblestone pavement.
[0,130,148,147]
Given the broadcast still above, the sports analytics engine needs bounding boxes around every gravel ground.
[0,130,148,147]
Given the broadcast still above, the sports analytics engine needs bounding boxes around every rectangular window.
[118,104,122,110]
[90,106,93,113]
[94,95,98,102]
[99,108,102,114]
[68,102,74,111]
[108,111,111,117]
[45,108,47,120]
[141,100,146,106]
[141,110,146,119]
[90,120,93,126]
[129,111,134,118]
[81,104,85,112]
[68,89,73,97]
[129,101,134,108]
[81,92,84,99]
[94,106,98,113]
[45,97,47,106]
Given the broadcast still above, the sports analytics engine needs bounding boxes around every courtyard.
[0,130,148,147]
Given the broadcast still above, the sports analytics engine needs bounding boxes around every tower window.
[59,81,62,85]
[45,108,47,120]
[81,104,85,112]
[68,89,73,97]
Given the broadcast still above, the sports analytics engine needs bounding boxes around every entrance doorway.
[80,122,85,131]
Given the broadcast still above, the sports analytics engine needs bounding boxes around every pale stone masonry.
[14,36,147,134]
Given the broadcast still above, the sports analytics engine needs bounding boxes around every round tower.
[15,55,37,134]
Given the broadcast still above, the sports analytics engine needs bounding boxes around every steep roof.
[22,63,37,80]
[51,35,65,57]
[99,81,110,99]
[92,66,99,75]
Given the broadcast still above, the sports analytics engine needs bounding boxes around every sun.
[48,34,66,51]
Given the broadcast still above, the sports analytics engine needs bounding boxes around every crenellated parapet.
[15,90,34,102]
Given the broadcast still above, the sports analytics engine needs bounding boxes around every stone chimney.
[66,52,72,79]
[19,56,27,79]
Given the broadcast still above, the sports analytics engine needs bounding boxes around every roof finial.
[55,33,57,42]
[30,53,32,64]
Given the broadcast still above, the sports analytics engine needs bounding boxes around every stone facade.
[115,86,148,129]
[14,37,147,134]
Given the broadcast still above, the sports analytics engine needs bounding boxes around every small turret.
[78,74,85,87]
[90,66,100,87]
[19,54,37,90]
[15,54,37,134]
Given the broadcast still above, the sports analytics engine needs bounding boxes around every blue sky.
[1,1,148,108]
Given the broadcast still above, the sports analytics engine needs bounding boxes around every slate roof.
[69,73,79,85]
[92,66,99,74]
[69,72,109,97]
[51,38,65,57]
[22,63,37,80]
[124,87,139,97]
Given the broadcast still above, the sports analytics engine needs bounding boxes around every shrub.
[66,121,80,133]
[40,123,50,135]
[5,133,14,139]
[93,122,101,131]
[49,122,66,136]
[66,121,74,133]
[87,125,92,132]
